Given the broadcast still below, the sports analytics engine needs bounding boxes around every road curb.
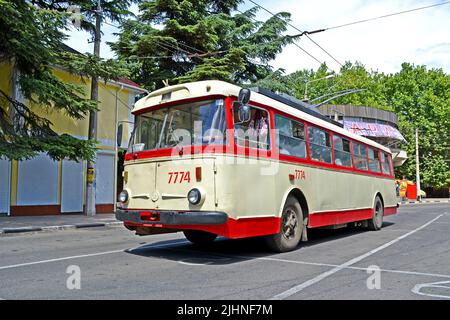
[1,227,43,234]
[399,200,450,206]
[0,221,123,237]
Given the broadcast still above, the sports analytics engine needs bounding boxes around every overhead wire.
[247,0,343,68]
[325,1,450,30]
[234,7,330,70]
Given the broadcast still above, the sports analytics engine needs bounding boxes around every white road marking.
[178,259,214,266]
[0,240,190,271]
[257,256,450,279]
[165,245,450,280]
[177,256,232,266]
[412,280,450,299]
[270,214,444,300]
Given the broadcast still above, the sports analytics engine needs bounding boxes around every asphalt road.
[0,203,449,300]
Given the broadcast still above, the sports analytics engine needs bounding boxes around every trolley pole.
[415,128,421,202]
[85,0,102,216]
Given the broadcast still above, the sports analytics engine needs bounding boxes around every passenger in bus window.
[235,107,269,149]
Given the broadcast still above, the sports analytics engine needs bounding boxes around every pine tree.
[111,0,299,90]
[0,0,133,161]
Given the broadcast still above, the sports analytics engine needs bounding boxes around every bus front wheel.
[183,230,217,245]
[265,196,303,253]
[368,196,384,231]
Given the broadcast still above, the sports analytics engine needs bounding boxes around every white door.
[61,160,84,213]
[0,159,10,215]
[96,153,114,205]
[17,153,58,205]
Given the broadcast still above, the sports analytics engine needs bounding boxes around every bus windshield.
[128,99,227,153]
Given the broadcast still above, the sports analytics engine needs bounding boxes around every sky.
[63,0,450,75]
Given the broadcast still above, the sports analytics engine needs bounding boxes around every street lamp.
[303,74,336,102]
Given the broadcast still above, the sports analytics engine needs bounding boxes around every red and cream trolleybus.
[116,80,398,252]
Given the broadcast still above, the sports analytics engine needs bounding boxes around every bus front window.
[128,99,227,153]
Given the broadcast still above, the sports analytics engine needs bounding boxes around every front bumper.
[116,209,228,226]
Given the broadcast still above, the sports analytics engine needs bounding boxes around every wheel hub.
[283,209,298,240]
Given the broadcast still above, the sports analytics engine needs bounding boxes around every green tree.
[112,0,298,90]
[0,0,131,161]
[385,63,450,188]
[263,62,449,188]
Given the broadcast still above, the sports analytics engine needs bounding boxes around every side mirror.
[238,88,251,105]
[234,88,251,123]
[117,123,123,147]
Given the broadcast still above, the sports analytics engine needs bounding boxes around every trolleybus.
[116,80,398,252]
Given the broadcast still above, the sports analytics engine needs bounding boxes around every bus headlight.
[119,190,129,203]
[187,188,202,205]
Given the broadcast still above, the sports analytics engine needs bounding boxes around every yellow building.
[0,60,146,216]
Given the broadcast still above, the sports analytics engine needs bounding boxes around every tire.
[183,230,217,245]
[368,196,384,231]
[265,196,303,252]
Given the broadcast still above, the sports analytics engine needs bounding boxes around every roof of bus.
[133,80,392,154]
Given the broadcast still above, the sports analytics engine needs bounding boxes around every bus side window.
[388,154,394,175]
[275,115,306,158]
[234,106,270,150]
[381,152,391,175]
[368,148,381,173]
[353,142,368,170]
[308,126,332,164]
[333,135,352,167]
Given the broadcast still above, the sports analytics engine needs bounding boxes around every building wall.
[0,63,142,216]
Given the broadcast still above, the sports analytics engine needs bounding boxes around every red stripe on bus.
[384,206,397,216]
[124,216,281,239]
[124,205,397,238]
[308,208,374,228]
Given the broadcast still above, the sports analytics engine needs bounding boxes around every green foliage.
[384,63,450,188]
[112,0,298,90]
[0,90,96,161]
[0,0,130,161]
[257,61,450,188]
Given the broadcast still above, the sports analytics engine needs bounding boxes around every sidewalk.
[0,213,122,236]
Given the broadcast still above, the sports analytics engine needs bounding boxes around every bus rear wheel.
[368,196,384,231]
[265,196,303,253]
[183,230,217,245]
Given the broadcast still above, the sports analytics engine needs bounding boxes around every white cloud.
[63,0,450,74]
[64,22,119,59]
[258,0,450,74]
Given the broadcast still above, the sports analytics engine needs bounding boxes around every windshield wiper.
[156,112,169,149]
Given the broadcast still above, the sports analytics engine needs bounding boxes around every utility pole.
[415,128,421,202]
[85,0,102,216]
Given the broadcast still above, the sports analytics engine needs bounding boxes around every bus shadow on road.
[127,237,268,265]
[303,221,395,247]
[125,222,395,265]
